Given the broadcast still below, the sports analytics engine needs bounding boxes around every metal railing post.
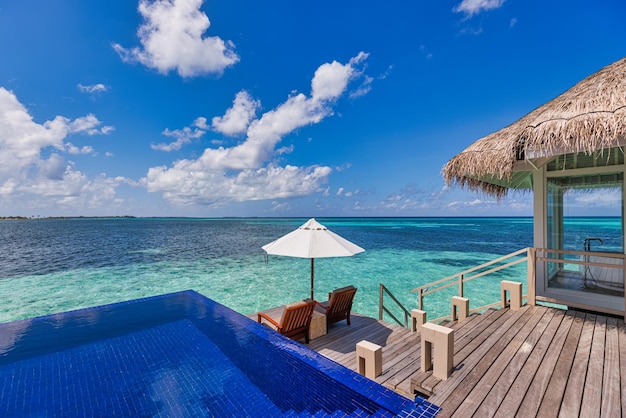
[527,248,536,306]
[379,284,384,320]
[418,288,424,311]
[459,274,464,298]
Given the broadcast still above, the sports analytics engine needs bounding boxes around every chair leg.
[347,313,351,326]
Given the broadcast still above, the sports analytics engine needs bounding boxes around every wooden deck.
[256,305,626,417]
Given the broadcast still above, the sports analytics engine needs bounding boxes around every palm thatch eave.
[443,56,626,197]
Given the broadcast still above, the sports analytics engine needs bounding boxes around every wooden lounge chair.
[315,285,357,326]
[257,299,316,343]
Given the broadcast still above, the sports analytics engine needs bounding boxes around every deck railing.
[535,248,626,321]
[380,246,626,326]
[409,248,534,322]
[379,283,411,328]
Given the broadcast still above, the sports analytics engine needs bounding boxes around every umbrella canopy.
[443,56,626,197]
[262,218,365,299]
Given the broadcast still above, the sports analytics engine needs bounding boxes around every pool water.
[0,291,440,417]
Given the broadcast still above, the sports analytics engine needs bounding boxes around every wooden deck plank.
[444,306,549,418]
[426,306,532,406]
[472,307,557,418]
[490,309,566,417]
[601,317,621,417]
[618,320,626,415]
[328,324,398,358]
[515,309,575,416]
[380,341,424,395]
[253,303,626,416]
[534,310,585,418]
[411,309,507,395]
[378,336,421,379]
[417,308,511,396]
[328,325,406,365]
[308,315,394,354]
[580,315,607,416]
[558,313,596,418]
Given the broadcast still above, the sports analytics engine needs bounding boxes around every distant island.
[0,216,137,220]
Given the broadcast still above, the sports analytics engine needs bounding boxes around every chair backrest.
[279,299,316,334]
[327,286,357,316]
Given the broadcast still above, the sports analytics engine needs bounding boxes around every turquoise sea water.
[0,217,620,324]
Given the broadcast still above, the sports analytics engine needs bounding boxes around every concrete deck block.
[411,309,427,332]
[420,322,454,380]
[356,340,382,379]
[451,296,469,322]
[309,310,327,340]
[501,280,523,310]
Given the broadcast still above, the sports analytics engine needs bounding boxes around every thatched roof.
[443,56,626,197]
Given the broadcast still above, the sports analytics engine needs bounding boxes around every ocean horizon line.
[2,215,621,221]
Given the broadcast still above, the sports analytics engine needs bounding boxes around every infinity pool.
[0,290,439,417]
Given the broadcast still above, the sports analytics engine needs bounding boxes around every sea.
[0,217,621,324]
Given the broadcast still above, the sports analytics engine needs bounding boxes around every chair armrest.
[314,301,329,311]
[257,312,282,330]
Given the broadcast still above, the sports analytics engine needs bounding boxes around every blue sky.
[0,0,624,217]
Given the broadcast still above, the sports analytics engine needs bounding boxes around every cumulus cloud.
[112,0,239,78]
[0,87,122,208]
[151,126,205,151]
[211,91,260,136]
[454,0,505,18]
[68,114,114,136]
[66,143,95,155]
[143,53,370,206]
[77,83,109,94]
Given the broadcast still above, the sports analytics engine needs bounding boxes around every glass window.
[545,172,623,297]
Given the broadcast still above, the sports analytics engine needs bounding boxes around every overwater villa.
[443,55,626,317]
[306,56,626,417]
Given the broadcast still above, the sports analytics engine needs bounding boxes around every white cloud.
[454,0,505,18]
[151,126,205,151]
[66,143,95,155]
[112,0,239,78]
[211,91,260,136]
[39,154,66,180]
[68,114,114,136]
[143,53,369,206]
[101,126,116,135]
[144,164,331,206]
[349,76,373,99]
[21,168,127,209]
[193,117,209,130]
[510,17,518,27]
[77,83,109,94]
[571,189,621,207]
[0,87,122,209]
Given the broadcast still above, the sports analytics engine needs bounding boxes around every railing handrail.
[379,283,411,328]
[412,247,531,313]
[410,247,530,294]
[381,246,624,327]
[535,247,626,260]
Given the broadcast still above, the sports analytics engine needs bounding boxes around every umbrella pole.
[310,258,315,300]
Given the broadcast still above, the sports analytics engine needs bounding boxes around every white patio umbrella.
[262,218,365,300]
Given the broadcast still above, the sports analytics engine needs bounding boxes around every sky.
[0,0,625,218]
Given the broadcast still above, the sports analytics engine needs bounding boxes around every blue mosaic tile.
[0,290,439,417]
